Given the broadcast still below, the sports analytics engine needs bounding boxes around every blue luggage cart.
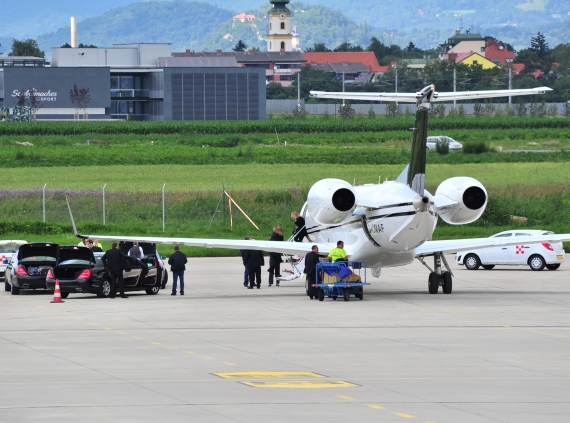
[314,261,368,301]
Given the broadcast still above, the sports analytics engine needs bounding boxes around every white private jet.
[67,85,570,295]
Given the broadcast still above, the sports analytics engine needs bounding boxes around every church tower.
[267,1,292,52]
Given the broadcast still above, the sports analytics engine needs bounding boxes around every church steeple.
[267,1,292,52]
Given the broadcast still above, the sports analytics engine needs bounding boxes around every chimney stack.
[71,16,77,48]
[217,49,223,55]
[185,49,191,54]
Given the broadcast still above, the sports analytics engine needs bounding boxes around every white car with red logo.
[0,240,28,288]
[455,230,565,271]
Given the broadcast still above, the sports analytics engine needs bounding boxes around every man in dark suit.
[101,242,127,299]
[304,245,320,299]
[243,247,265,289]
[267,226,283,287]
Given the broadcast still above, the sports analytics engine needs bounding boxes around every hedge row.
[0,117,568,136]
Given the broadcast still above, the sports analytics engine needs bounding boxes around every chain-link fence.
[0,186,308,236]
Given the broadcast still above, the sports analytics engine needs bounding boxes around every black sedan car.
[5,243,59,295]
[46,245,162,298]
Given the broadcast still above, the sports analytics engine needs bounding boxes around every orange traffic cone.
[51,279,65,303]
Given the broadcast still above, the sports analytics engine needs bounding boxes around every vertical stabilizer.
[407,107,428,194]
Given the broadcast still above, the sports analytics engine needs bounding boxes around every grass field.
[2,162,569,191]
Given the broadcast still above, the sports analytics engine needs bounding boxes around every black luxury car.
[45,245,163,298]
[5,243,59,295]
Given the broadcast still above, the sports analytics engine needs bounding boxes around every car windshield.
[21,256,57,264]
[0,242,26,253]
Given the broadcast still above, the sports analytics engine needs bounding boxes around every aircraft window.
[492,233,512,238]
[542,231,554,235]
[515,233,531,236]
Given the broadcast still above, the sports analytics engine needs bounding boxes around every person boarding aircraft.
[66,85,570,295]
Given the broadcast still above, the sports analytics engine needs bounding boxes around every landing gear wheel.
[60,292,69,299]
[343,290,350,302]
[146,285,160,295]
[442,271,452,294]
[97,280,111,298]
[11,284,20,295]
[529,255,545,271]
[482,265,495,270]
[428,272,439,294]
[4,282,10,292]
[318,289,324,302]
[464,254,481,270]
[546,264,560,271]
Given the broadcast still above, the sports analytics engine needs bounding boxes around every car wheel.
[482,265,495,270]
[528,255,545,271]
[357,292,363,300]
[60,292,69,299]
[4,282,10,292]
[343,290,350,302]
[546,264,560,271]
[97,280,111,298]
[442,272,452,294]
[464,254,481,270]
[145,285,160,295]
[428,272,439,294]
[161,271,168,289]
[11,284,20,295]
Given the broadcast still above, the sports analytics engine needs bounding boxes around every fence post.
[102,184,106,225]
[162,183,166,232]
[42,183,47,223]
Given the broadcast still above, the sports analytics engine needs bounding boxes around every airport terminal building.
[0,44,266,121]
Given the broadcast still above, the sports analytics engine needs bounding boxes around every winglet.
[66,196,86,240]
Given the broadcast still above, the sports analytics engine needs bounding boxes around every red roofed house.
[233,13,256,22]
[484,39,516,65]
[303,52,388,73]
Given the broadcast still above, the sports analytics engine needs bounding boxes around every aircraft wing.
[310,91,419,103]
[75,234,333,256]
[416,234,570,256]
[433,87,552,102]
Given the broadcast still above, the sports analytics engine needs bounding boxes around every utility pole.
[297,71,301,108]
[453,67,457,108]
[508,66,512,105]
[395,65,398,93]
[342,72,345,106]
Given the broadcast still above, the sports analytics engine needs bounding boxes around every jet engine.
[433,177,487,225]
[307,179,356,225]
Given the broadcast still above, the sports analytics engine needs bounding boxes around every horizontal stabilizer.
[432,195,459,210]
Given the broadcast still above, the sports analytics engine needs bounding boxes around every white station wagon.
[456,230,565,271]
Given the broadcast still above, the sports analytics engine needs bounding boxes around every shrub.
[473,102,484,118]
[494,105,505,118]
[436,104,446,118]
[338,102,355,120]
[458,104,466,117]
[564,102,570,118]
[385,102,400,119]
[515,101,527,117]
[435,139,449,155]
[483,101,496,116]
[367,105,376,119]
[447,107,458,118]
[546,104,558,118]
[291,104,307,120]
[463,141,490,154]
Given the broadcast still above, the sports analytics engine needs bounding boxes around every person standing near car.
[101,242,127,299]
[267,226,283,287]
[87,240,102,253]
[304,245,320,298]
[169,245,188,296]
[128,242,144,259]
[243,247,264,289]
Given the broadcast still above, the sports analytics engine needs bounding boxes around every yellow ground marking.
[36,306,45,309]
[3,296,10,298]
[202,356,214,360]
[166,346,178,350]
[103,328,112,331]
[367,404,385,410]
[215,372,325,379]
[394,412,415,418]
[403,301,570,339]
[242,381,357,389]
[150,342,160,345]
[222,362,236,366]
[185,351,196,355]
[337,395,355,401]
[88,322,98,326]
